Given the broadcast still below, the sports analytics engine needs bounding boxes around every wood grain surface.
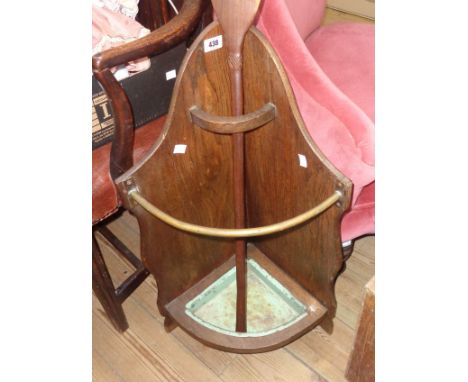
[93,212,374,381]
[117,23,237,322]
[114,20,351,345]
[93,6,375,378]
[346,276,375,382]
[243,27,352,332]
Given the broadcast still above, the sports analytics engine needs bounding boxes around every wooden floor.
[94,211,374,382]
[93,8,374,382]
[322,7,374,25]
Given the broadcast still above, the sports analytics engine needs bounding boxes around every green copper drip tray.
[166,246,327,352]
[185,258,307,336]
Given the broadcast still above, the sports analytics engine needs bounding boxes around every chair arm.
[92,0,206,72]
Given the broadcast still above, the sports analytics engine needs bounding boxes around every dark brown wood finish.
[117,24,238,322]
[166,245,327,353]
[93,0,205,72]
[97,226,142,269]
[116,20,351,349]
[92,1,209,333]
[92,232,130,332]
[93,225,151,332]
[241,27,352,333]
[93,69,135,180]
[211,0,262,333]
[136,0,165,30]
[91,118,165,332]
[189,103,276,134]
[160,0,171,24]
[93,0,207,181]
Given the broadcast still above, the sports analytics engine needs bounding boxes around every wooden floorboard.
[92,8,374,382]
[93,308,174,382]
[219,350,325,382]
[93,347,127,382]
[95,238,225,382]
[93,210,374,382]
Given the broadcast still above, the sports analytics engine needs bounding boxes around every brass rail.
[128,189,342,238]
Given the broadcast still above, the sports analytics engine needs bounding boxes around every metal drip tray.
[166,246,327,352]
[185,258,308,336]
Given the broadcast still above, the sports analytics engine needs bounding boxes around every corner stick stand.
[116,0,352,353]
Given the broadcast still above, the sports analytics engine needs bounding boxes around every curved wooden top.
[189,103,276,134]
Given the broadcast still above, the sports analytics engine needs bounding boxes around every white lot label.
[173,144,187,154]
[166,69,177,80]
[298,154,308,168]
[204,35,223,53]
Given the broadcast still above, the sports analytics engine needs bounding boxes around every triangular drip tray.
[166,245,327,353]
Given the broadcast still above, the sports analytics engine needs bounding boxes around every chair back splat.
[115,0,352,353]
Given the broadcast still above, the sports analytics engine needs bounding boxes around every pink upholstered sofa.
[256,0,375,244]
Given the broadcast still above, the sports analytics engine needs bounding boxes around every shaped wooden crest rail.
[115,0,352,353]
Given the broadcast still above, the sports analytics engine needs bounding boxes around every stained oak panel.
[115,22,351,338]
[243,28,352,329]
[117,24,237,319]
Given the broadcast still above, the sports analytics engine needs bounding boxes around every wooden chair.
[92,0,208,333]
[112,0,353,352]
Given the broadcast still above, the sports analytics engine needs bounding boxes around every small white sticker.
[298,154,308,168]
[204,35,223,53]
[165,69,177,80]
[173,144,187,154]
[114,66,129,81]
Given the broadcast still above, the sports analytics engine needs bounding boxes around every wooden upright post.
[211,0,262,332]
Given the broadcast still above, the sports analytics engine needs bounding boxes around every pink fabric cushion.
[283,0,326,40]
[341,182,374,242]
[257,0,375,241]
[306,23,375,122]
[257,0,374,206]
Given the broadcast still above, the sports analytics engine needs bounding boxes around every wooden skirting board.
[327,0,375,20]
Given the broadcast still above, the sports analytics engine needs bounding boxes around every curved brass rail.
[128,189,342,238]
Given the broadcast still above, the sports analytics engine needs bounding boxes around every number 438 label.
[203,35,223,53]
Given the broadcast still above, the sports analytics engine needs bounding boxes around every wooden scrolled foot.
[320,317,334,334]
[164,316,178,332]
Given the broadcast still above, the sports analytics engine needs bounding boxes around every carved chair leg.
[92,232,129,333]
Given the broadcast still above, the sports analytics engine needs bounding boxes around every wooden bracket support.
[188,103,276,134]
